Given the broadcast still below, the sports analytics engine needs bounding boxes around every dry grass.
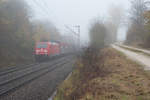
[54,48,150,100]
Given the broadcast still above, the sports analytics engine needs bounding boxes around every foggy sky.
[26,0,131,43]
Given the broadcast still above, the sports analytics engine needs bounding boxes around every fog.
[26,0,131,43]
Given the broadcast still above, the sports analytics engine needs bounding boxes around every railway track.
[0,54,72,96]
[0,54,68,76]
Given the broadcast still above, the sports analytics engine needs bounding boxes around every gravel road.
[112,45,150,70]
[118,44,150,55]
[0,58,75,100]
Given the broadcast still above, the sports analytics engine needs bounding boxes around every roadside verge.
[53,48,150,100]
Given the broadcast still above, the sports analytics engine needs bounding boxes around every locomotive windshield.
[37,44,47,48]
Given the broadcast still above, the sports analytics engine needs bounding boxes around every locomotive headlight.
[36,50,39,53]
[44,50,48,53]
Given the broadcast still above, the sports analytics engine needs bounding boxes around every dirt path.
[118,44,150,55]
[112,45,150,70]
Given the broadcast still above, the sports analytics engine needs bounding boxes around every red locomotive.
[34,41,60,61]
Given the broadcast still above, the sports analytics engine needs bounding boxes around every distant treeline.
[0,0,61,67]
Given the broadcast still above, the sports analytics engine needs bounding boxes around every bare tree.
[126,0,149,46]
[106,5,125,43]
[130,0,147,25]
[89,20,107,49]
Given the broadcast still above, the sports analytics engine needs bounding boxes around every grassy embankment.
[0,47,34,68]
[54,48,150,100]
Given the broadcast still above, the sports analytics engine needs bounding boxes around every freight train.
[34,41,67,62]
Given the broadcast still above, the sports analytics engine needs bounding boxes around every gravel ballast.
[0,60,75,100]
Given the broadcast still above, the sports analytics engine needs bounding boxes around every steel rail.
[0,56,72,96]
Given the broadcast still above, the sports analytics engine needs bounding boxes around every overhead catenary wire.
[31,0,53,19]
